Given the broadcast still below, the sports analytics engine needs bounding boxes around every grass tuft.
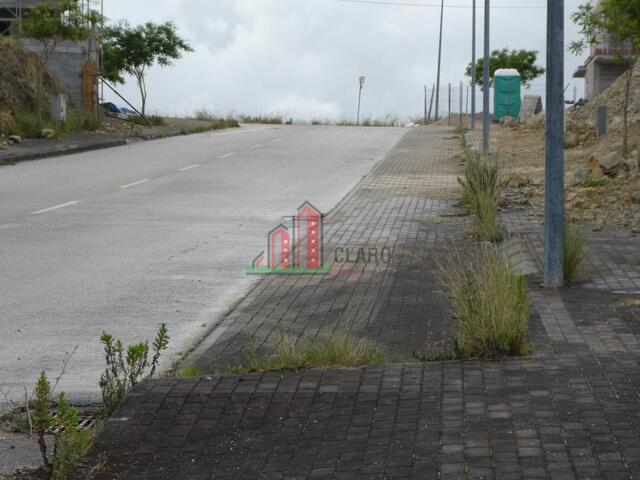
[228,332,385,373]
[177,364,201,377]
[582,177,609,188]
[239,115,284,125]
[458,153,506,241]
[439,245,530,358]
[563,223,585,283]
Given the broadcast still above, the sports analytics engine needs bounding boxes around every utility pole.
[435,0,444,120]
[544,0,565,286]
[424,84,428,124]
[459,81,463,127]
[482,0,490,153]
[356,75,365,126]
[428,82,435,122]
[448,83,451,126]
[471,0,477,129]
[466,84,470,115]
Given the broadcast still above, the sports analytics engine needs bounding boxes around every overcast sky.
[102,0,587,121]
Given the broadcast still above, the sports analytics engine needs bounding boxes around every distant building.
[0,0,99,110]
[572,1,636,100]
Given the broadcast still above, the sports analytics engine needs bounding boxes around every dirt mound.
[0,38,63,132]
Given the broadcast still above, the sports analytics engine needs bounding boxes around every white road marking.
[120,178,150,189]
[31,201,79,215]
[218,152,235,158]
[249,144,263,149]
[272,137,282,142]
[178,164,200,171]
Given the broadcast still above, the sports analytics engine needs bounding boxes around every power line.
[337,0,580,9]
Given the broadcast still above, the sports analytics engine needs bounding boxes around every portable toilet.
[493,68,522,121]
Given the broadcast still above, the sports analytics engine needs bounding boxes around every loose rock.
[8,134,21,144]
[599,151,624,176]
[41,128,55,139]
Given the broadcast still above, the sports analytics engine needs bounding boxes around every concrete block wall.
[20,38,89,108]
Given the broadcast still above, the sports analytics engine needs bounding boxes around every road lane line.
[31,201,79,215]
[120,178,150,189]
[272,137,282,142]
[249,144,263,149]
[178,164,200,171]
[218,152,235,158]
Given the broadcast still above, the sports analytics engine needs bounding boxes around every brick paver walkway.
[89,126,640,480]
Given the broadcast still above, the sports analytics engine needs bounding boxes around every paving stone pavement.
[89,126,640,479]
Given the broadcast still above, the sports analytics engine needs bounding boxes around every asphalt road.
[0,124,405,404]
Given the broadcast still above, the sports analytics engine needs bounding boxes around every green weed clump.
[458,154,506,241]
[228,332,385,373]
[564,223,585,283]
[99,324,169,416]
[9,109,101,138]
[439,245,530,358]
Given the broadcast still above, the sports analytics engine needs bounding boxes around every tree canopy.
[102,22,193,115]
[21,0,92,58]
[570,0,640,157]
[569,0,640,55]
[465,48,545,87]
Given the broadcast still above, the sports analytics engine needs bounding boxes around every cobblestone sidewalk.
[89,126,640,480]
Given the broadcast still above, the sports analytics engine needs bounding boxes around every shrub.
[228,332,385,373]
[193,108,216,122]
[564,223,585,283]
[32,371,53,470]
[51,393,92,480]
[99,324,169,416]
[439,245,529,358]
[29,372,92,479]
[458,154,506,241]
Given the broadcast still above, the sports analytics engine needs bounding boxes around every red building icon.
[295,201,322,270]
[249,200,323,273]
[268,224,291,270]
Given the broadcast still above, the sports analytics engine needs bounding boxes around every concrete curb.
[0,137,127,165]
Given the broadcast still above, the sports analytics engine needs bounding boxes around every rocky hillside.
[0,38,63,133]
[569,60,640,137]
[495,60,640,233]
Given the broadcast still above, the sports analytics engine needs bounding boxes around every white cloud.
[102,0,586,120]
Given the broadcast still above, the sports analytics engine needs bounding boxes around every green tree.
[570,0,640,157]
[102,22,193,116]
[21,0,94,125]
[466,48,545,88]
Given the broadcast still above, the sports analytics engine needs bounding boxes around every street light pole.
[435,0,444,121]
[482,0,490,153]
[544,0,565,286]
[356,75,365,126]
[471,0,477,129]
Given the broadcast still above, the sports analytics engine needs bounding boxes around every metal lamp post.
[482,0,490,153]
[544,0,565,286]
[471,0,477,129]
[356,75,365,126]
